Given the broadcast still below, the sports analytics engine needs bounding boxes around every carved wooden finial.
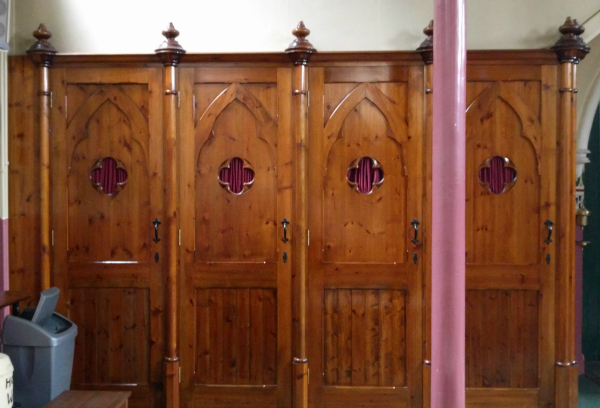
[27,24,57,67]
[155,22,186,66]
[417,20,434,65]
[285,21,316,65]
[551,17,590,64]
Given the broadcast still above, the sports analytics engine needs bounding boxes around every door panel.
[464,67,557,408]
[308,66,424,408]
[51,69,164,408]
[180,67,292,408]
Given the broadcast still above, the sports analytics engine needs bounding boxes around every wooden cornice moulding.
[26,24,57,67]
[45,50,561,69]
[285,21,316,65]
[552,16,590,64]
[417,20,434,65]
[155,22,186,66]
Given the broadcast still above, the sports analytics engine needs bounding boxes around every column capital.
[417,20,434,65]
[285,21,316,66]
[27,24,57,67]
[552,17,590,64]
[155,23,186,67]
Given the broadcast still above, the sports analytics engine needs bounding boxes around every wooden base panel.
[192,385,277,408]
[466,388,538,408]
[321,386,407,408]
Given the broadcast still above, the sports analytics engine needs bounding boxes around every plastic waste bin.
[0,353,13,408]
[1,287,77,408]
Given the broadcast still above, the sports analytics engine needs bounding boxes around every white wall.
[9,0,600,55]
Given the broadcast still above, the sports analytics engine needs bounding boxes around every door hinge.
[179,366,181,383]
[307,91,310,107]
[308,368,310,385]
[307,229,310,247]
[51,230,54,247]
[64,95,68,118]
[49,91,53,108]
[178,229,181,246]
[177,92,181,108]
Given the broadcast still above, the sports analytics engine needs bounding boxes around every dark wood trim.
[155,24,185,408]
[27,24,56,292]
[44,49,560,68]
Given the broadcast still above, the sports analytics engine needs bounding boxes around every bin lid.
[31,287,59,325]
[0,353,13,376]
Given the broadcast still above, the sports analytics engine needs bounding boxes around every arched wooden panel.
[195,90,277,263]
[68,87,149,169]
[323,95,407,263]
[466,83,542,265]
[67,97,150,263]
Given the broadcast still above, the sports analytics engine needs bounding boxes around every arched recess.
[194,83,279,263]
[323,82,409,263]
[465,82,543,265]
[67,87,150,171]
[195,83,277,165]
[66,88,151,263]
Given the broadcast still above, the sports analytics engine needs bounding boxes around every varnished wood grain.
[46,50,556,67]
[465,388,538,408]
[465,290,539,388]
[463,63,557,408]
[324,289,406,387]
[8,57,40,304]
[43,390,131,408]
[308,65,423,408]
[195,288,278,385]
[555,57,578,408]
[181,66,293,408]
[8,47,571,408]
[69,288,150,385]
[48,67,165,407]
[321,386,407,408]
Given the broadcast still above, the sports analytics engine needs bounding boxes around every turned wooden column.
[285,22,315,408]
[551,17,589,408]
[27,24,56,292]
[430,0,467,405]
[417,20,434,408]
[155,23,185,408]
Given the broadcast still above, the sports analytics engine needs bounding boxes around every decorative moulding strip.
[44,49,559,67]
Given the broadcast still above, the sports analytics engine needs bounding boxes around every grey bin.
[1,287,77,408]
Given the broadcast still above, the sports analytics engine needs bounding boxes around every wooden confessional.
[8,18,588,408]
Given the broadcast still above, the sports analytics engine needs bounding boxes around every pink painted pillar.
[431,0,466,407]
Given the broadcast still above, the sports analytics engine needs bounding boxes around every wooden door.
[179,66,293,408]
[307,65,424,408]
[50,68,165,408]
[464,65,557,407]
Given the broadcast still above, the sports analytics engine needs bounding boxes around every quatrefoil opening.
[346,157,384,194]
[218,157,255,195]
[90,157,128,195]
[478,156,517,195]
